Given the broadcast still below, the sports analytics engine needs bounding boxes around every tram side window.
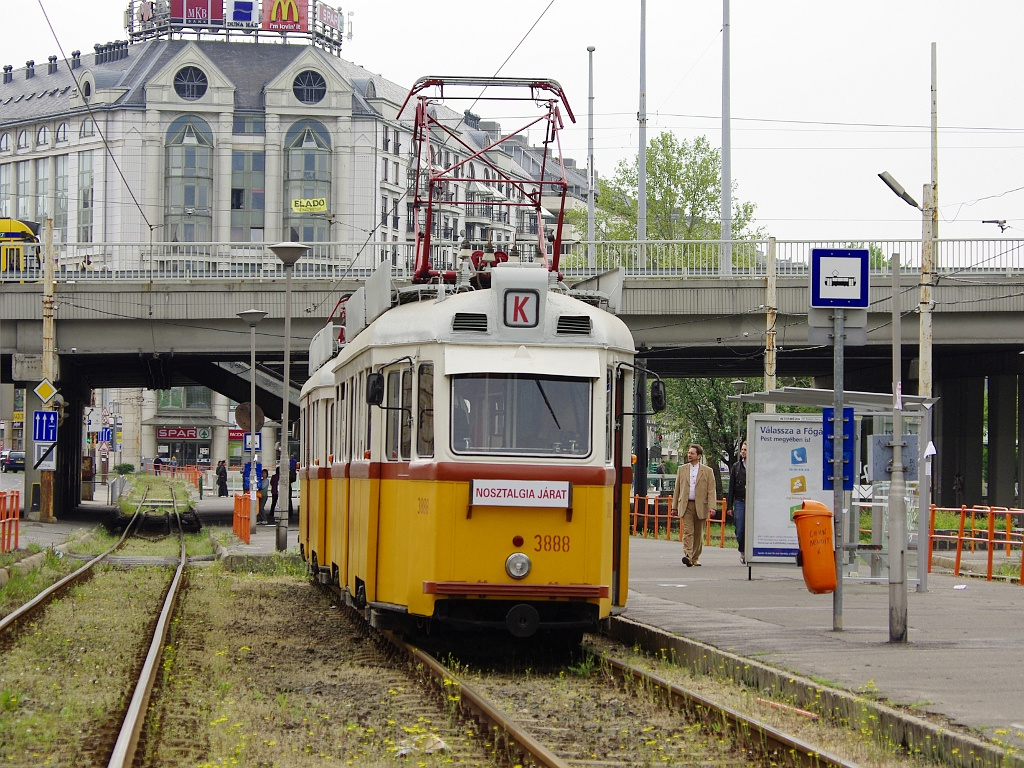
[384,370,412,460]
[605,370,613,463]
[417,363,434,457]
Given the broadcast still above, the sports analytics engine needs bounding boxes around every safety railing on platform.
[630,496,729,545]
[1,490,21,554]
[927,504,1024,583]
[4,237,1024,283]
[143,460,203,489]
[232,492,250,545]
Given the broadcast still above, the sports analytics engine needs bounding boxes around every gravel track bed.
[137,569,502,767]
[467,658,746,766]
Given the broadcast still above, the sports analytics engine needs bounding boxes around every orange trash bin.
[793,500,837,594]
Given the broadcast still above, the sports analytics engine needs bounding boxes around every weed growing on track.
[69,527,215,558]
[0,549,79,618]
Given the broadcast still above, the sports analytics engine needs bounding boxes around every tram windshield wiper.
[534,380,561,430]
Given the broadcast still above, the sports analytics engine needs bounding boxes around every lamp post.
[730,379,746,456]
[269,242,308,552]
[586,45,596,269]
[238,309,266,530]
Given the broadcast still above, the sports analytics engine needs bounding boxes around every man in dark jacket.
[727,441,747,563]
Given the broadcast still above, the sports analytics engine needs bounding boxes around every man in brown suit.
[671,443,717,566]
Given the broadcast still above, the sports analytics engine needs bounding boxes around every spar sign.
[470,479,571,508]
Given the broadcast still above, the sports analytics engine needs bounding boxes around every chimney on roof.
[48,55,58,75]
[71,51,81,70]
[463,110,480,130]
[25,60,35,79]
[2,65,12,85]
[563,158,576,169]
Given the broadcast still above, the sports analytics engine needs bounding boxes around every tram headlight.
[505,552,531,580]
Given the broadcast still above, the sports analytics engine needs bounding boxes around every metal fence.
[3,237,1024,283]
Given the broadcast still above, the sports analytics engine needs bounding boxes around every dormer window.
[173,66,208,100]
[292,70,326,105]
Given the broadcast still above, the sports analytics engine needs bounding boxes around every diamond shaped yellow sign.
[34,379,58,404]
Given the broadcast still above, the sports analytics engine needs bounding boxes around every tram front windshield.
[451,373,591,457]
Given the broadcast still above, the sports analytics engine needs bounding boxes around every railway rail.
[387,631,858,768]
[0,486,190,768]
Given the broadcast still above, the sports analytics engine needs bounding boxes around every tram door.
[610,368,628,606]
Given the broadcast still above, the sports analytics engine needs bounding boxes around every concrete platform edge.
[607,615,1023,768]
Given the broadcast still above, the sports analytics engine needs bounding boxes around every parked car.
[1,450,25,472]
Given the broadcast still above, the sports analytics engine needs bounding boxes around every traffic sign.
[822,407,854,491]
[811,248,869,308]
[34,379,58,404]
[244,433,263,451]
[33,410,58,442]
[34,441,56,471]
[100,426,112,443]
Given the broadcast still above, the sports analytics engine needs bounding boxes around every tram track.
[0,486,191,767]
[387,630,859,768]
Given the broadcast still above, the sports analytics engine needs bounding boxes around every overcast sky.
[6,0,1023,242]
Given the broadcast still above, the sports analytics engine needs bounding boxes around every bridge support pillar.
[935,377,984,508]
[987,374,1017,508]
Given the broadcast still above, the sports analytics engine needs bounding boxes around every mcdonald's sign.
[263,0,307,31]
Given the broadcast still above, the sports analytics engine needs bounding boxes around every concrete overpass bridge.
[2,237,1023,511]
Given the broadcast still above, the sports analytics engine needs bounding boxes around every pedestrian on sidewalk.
[257,468,270,524]
[671,443,717,567]
[215,460,229,497]
[728,441,748,564]
[269,468,280,523]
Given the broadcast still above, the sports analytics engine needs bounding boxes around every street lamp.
[237,309,266,530]
[877,171,934,400]
[269,242,309,552]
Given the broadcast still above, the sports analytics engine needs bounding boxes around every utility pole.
[764,237,777,413]
[889,253,907,642]
[587,45,596,269]
[40,218,56,523]
[637,0,647,268]
[720,0,733,274]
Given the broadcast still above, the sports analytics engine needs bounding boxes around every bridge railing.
[3,238,1024,282]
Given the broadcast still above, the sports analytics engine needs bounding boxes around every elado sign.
[291,198,327,213]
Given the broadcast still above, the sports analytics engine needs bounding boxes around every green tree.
[659,375,814,497]
[596,132,761,243]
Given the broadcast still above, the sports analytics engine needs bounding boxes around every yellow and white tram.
[298,262,663,638]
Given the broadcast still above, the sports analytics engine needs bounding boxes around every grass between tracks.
[0,566,172,766]
[144,559,480,768]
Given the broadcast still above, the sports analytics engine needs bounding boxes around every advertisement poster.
[746,413,834,562]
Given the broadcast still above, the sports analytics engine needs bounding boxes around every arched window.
[36,126,49,146]
[17,131,29,149]
[55,123,68,142]
[164,116,214,242]
[0,134,9,152]
[283,120,331,242]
